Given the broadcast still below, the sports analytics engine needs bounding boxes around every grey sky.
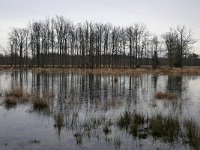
[0,0,200,52]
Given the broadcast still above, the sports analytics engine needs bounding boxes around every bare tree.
[151,35,159,69]
[163,29,177,69]
[163,26,195,69]
[5,17,196,69]
[9,28,28,67]
[175,26,195,69]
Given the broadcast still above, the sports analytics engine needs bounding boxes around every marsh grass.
[54,112,64,127]
[31,91,55,111]
[32,92,54,107]
[118,111,146,138]
[117,111,200,149]
[83,119,98,131]
[118,111,132,130]
[103,125,111,135]
[74,132,83,145]
[82,117,106,135]
[4,97,17,108]
[5,87,24,98]
[149,114,180,142]
[114,136,121,150]
[5,87,30,100]
[76,116,113,144]
[31,66,200,76]
[32,96,49,110]
[184,119,200,150]
[3,88,54,110]
[81,118,100,139]
[155,92,177,100]
[4,87,30,108]
[54,112,64,133]
[117,111,180,142]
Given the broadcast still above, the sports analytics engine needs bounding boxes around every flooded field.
[0,70,200,150]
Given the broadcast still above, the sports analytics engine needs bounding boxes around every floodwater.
[0,70,200,150]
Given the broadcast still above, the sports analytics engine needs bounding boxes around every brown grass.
[5,87,24,98]
[0,65,16,72]
[0,65,200,75]
[30,66,200,76]
[32,96,50,110]
[1,66,200,75]
[4,97,17,108]
[3,87,53,109]
[4,87,30,107]
[155,92,177,100]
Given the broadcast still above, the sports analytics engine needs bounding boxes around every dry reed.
[32,96,50,110]
[4,87,30,107]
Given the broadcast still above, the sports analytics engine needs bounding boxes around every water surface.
[0,70,200,150]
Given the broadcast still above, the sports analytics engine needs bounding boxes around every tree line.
[0,16,197,69]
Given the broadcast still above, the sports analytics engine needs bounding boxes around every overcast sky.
[0,0,200,52]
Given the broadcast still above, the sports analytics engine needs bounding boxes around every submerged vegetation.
[118,111,146,137]
[149,114,180,142]
[54,112,64,128]
[54,112,65,135]
[117,111,200,149]
[184,119,200,150]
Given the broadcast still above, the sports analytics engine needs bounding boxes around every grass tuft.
[118,111,132,129]
[54,112,64,128]
[32,96,49,110]
[74,132,83,145]
[118,111,145,137]
[149,114,180,142]
[118,111,180,142]
[103,125,111,135]
[4,87,30,108]
[184,119,200,149]
[5,87,24,98]
[4,97,17,108]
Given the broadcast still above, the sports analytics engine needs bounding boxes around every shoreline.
[1,66,200,75]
